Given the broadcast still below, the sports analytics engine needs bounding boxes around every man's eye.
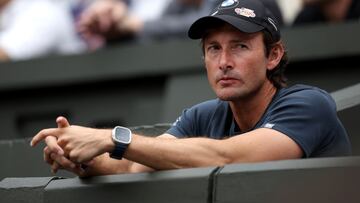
[207,45,220,51]
[234,43,248,49]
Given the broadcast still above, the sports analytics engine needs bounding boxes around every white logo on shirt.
[264,123,275,129]
[172,116,182,126]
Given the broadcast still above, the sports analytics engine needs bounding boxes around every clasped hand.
[30,116,112,176]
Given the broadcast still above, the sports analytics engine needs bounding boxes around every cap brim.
[188,15,265,39]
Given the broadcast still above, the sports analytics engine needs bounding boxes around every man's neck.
[229,81,278,132]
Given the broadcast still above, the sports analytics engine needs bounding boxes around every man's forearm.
[81,152,155,176]
[122,129,303,171]
[124,134,229,170]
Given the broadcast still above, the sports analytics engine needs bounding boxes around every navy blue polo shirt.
[167,84,352,157]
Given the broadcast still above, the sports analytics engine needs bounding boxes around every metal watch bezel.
[112,126,132,145]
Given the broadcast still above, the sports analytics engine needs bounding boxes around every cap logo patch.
[220,0,238,8]
[235,7,256,18]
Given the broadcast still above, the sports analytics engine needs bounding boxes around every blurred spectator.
[129,0,171,22]
[77,0,225,48]
[0,0,86,62]
[136,0,223,41]
[136,0,284,39]
[276,0,303,25]
[293,0,360,25]
[78,0,283,48]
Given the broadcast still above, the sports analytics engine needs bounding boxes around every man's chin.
[217,94,240,101]
[216,90,249,101]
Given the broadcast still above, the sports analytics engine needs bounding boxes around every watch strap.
[110,142,128,160]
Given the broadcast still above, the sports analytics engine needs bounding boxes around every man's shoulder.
[185,98,228,118]
[192,98,226,109]
[280,84,331,99]
[276,84,336,111]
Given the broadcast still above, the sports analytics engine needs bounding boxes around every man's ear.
[267,42,285,71]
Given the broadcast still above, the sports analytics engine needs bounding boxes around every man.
[31,0,351,177]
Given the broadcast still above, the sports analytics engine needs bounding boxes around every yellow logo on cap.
[235,7,256,18]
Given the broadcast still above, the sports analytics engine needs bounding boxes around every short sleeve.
[262,89,339,157]
[166,108,196,138]
[166,99,224,138]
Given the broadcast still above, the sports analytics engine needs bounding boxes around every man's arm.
[31,117,177,176]
[31,117,302,174]
[47,134,176,176]
[124,128,303,170]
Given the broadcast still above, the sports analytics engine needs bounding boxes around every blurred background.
[0,0,359,178]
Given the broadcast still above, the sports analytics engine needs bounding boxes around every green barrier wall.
[215,157,360,203]
[1,157,359,203]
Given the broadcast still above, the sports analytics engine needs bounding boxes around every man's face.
[203,24,270,101]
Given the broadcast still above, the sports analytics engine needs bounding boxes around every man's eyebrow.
[204,40,219,46]
[229,37,251,43]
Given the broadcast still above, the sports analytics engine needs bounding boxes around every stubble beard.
[215,80,265,103]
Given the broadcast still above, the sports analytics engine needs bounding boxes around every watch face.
[114,126,131,144]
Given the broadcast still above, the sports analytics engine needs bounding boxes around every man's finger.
[51,153,76,170]
[45,136,64,155]
[43,146,54,165]
[50,154,85,176]
[51,161,62,174]
[57,116,70,128]
[30,128,59,147]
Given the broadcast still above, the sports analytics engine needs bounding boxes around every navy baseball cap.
[188,0,281,41]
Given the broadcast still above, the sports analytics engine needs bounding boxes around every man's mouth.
[217,76,238,86]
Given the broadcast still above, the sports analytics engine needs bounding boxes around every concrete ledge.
[331,83,360,111]
[0,177,60,203]
[44,167,217,203]
[215,156,360,203]
[1,157,359,203]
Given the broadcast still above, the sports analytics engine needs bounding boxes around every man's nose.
[219,50,234,71]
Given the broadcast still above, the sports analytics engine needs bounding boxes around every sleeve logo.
[264,123,275,129]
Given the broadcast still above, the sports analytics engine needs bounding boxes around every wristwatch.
[109,126,132,159]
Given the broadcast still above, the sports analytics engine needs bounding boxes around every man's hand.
[77,0,128,41]
[42,117,85,175]
[31,116,114,165]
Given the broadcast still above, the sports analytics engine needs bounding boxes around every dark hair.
[200,22,289,89]
[262,30,288,88]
